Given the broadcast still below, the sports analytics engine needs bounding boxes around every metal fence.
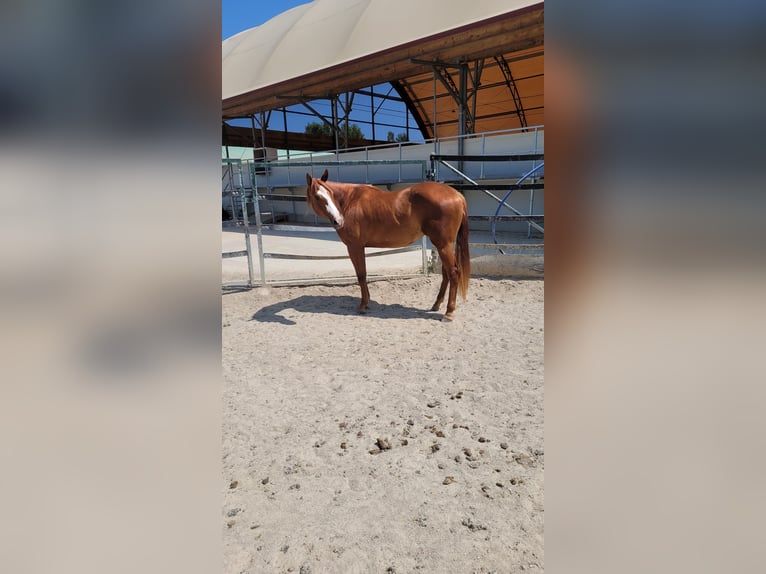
[223,159,431,287]
[222,155,544,288]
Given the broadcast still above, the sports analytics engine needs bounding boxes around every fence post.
[252,185,267,286]
[240,193,255,287]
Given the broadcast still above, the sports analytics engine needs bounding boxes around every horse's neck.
[323,183,344,209]
[330,182,370,209]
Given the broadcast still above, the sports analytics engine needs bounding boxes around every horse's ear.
[305,173,312,186]
[321,169,329,182]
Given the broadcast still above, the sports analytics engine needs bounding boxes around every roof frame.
[222,2,544,148]
[223,3,544,118]
[494,55,528,128]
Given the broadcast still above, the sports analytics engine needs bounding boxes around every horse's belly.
[365,229,423,248]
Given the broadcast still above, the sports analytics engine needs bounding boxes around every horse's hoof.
[441,314,454,322]
[430,305,440,312]
[358,307,368,314]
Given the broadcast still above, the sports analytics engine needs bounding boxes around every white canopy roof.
[223,0,540,101]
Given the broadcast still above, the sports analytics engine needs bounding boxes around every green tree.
[304,120,365,148]
[395,132,409,142]
[304,121,364,140]
[304,121,333,137]
[344,123,364,140]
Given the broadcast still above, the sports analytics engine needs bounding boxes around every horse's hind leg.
[431,264,449,312]
[435,243,459,320]
[347,245,370,313]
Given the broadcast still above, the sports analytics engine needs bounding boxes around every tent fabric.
[222,0,543,139]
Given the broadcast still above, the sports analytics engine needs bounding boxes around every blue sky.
[222,0,313,40]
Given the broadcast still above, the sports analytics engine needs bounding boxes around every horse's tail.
[456,204,471,300]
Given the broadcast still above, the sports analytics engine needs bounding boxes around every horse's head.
[305,169,344,228]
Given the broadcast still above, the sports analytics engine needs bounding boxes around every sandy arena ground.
[222,255,544,573]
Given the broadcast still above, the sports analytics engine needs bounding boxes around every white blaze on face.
[317,184,344,227]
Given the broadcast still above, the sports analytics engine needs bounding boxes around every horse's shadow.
[250,295,442,325]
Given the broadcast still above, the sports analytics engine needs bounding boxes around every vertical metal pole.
[433,70,439,182]
[224,149,238,222]
[228,187,238,222]
[470,60,480,133]
[252,179,267,286]
[457,65,465,162]
[405,105,409,141]
[250,115,257,152]
[258,111,270,192]
[250,114,259,188]
[458,63,468,174]
[480,133,486,179]
[332,96,339,151]
[282,107,288,149]
[344,92,350,148]
[530,128,540,238]
[534,126,539,154]
[432,70,438,141]
[240,193,255,287]
[233,163,254,287]
[258,112,268,150]
[370,87,376,142]
[421,236,428,275]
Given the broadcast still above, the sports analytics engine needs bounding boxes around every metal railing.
[279,125,543,163]
[222,126,545,287]
[490,162,545,251]
[251,158,429,188]
[225,125,544,190]
[430,153,544,246]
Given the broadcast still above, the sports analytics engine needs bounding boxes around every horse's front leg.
[346,245,370,313]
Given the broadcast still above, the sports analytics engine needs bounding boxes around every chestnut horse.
[305,170,470,320]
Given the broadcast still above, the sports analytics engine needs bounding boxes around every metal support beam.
[433,67,461,110]
[458,64,468,167]
[494,55,528,129]
[370,88,375,141]
[331,96,339,150]
[300,101,335,132]
[409,58,461,69]
[470,59,483,132]
[339,91,356,148]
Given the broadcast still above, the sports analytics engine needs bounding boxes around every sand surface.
[222,275,544,573]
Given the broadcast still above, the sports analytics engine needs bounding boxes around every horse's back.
[406,182,466,218]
